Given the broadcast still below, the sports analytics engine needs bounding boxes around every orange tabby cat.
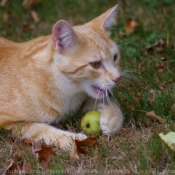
[0,5,123,150]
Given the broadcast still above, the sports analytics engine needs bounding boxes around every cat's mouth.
[92,85,108,97]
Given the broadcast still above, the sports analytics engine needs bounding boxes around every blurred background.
[0,0,174,41]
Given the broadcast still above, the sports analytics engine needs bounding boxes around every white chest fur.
[62,92,86,116]
[53,68,86,118]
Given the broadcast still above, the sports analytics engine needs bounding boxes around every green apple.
[81,110,102,135]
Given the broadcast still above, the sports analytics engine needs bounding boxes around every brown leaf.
[6,159,14,171]
[75,137,98,155]
[119,31,127,38]
[154,39,165,47]
[146,39,165,54]
[133,97,140,104]
[172,104,175,111]
[22,23,35,32]
[156,61,165,71]
[35,144,54,168]
[23,0,43,8]
[1,0,10,7]
[6,160,33,175]
[160,57,167,61]
[3,12,11,23]
[166,32,170,47]
[22,139,33,146]
[146,111,167,124]
[70,137,98,159]
[127,103,135,111]
[139,62,145,70]
[13,150,26,161]
[125,18,139,34]
[31,10,40,22]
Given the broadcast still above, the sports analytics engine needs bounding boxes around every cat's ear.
[102,5,118,33]
[52,20,79,53]
[90,5,118,34]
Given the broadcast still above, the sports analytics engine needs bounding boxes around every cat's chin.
[90,85,108,99]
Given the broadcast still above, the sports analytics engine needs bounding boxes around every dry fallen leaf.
[1,0,9,7]
[125,18,139,34]
[22,23,35,32]
[75,137,98,154]
[2,10,13,23]
[172,104,175,112]
[133,97,140,104]
[31,10,40,22]
[35,144,54,168]
[119,31,127,38]
[6,159,14,171]
[127,103,135,111]
[2,13,8,22]
[166,32,170,48]
[22,139,33,146]
[156,61,165,71]
[146,39,165,54]
[70,137,98,159]
[6,160,33,175]
[23,0,42,8]
[13,150,26,161]
[154,39,165,47]
[146,111,166,124]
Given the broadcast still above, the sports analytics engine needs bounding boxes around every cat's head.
[52,5,121,99]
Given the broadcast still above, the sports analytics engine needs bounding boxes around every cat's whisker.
[102,88,107,115]
[102,84,106,109]
[121,73,145,85]
[116,42,130,51]
[106,91,115,110]
[105,90,110,106]
[123,69,139,72]
[103,90,105,107]
[122,69,148,76]
[93,88,100,110]
[108,87,119,105]
[93,83,106,110]
[119,77,138,89]
[104,88,111,107]
[121,73,139,80]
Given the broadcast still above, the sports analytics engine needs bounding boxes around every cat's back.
[0,37,21,61]
[0,37,19,49]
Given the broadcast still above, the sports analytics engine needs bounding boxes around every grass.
[0,0,175,174]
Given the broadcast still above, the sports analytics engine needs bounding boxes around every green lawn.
[0,0,175,174]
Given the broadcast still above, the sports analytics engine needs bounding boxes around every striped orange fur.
[0,5,123,150]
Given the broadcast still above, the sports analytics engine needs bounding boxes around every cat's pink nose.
[112,76,121,83]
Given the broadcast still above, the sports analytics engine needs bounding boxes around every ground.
[0,0,175,174]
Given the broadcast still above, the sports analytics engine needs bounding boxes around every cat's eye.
[90,61,101,69]
[114,54,118,62]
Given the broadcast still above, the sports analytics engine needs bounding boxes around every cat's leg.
[83,97,124,135]
[5,122,87,150]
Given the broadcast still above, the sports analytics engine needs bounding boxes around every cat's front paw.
[59,133,87,151]
[98,104,124,135]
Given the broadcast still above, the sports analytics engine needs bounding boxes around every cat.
[0,5,124,150]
